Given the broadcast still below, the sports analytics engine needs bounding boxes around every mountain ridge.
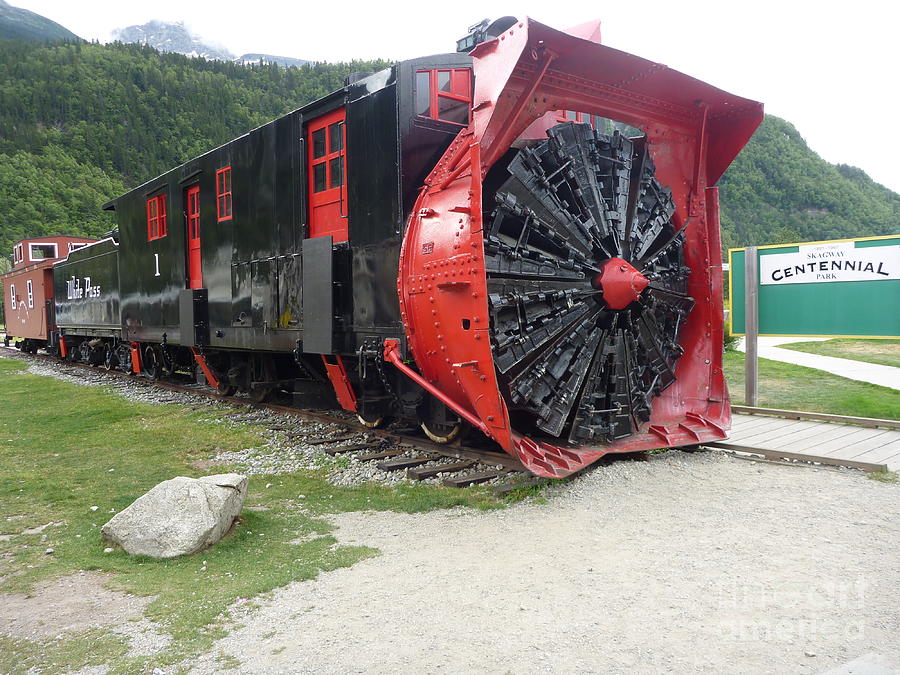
[0,0,80,42]
[111,19,309,67]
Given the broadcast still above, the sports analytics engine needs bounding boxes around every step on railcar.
[51,17,763,477]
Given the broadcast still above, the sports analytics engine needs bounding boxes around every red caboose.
[2,236,97,352]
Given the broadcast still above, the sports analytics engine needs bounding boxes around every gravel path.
[188,452,900,674]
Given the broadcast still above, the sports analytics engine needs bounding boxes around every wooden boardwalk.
[708,410,900,472]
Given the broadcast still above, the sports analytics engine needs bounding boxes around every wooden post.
[744,246,759,407]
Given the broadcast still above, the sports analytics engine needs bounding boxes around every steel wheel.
[249,356,277,403]
[356,411,387,429]
[102,345,115,371]
[143,345,162,380]
[216,379,237,397]
[420,419,465,444]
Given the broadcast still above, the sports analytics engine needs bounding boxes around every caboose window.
[13,244,23,264]
[416,68,472,125]
[146,194,167,241]
[216,167,233,222]
[28,243,57,261]
[9,284,15,307]
[26,280,33,308]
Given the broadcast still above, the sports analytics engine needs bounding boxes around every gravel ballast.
[187,452,900,674]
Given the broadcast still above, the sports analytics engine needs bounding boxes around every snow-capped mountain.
[111,20,308,66]
[112,20,232,60]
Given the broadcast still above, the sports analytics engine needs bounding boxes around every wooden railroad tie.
[307,433,356,445]
[442,470,506,488]
[324,442,381,456]
[375,455,436,472]
[354,448,405,462]
[407,460,475,481]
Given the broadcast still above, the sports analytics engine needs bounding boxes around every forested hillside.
[0,38,895,258]
[718,116,898,248]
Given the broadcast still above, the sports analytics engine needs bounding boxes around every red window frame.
[146,194,167,241]
[416,68,472,125]
[216,166,233,222]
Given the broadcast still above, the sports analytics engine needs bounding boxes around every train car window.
[312,128,327,159]
[26,280,33,309]
[313,163,327,192]
[329,157,343,188]
[13,244,23,264]
[216,167,233,222]
[29,243,57,261]
[328,123,343,153]
[415,71,430,116]
[146,194,168,241]
[416,68,472,125]
[9,284,15,307]
[438,97,468,125]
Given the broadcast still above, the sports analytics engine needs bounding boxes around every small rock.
[266,483,273,488]
[44,548,54,555]
[805,651,816,658]
[103,547,114,553]
[90,506,99,511]
[298,494,306,499]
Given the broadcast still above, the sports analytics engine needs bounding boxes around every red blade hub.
[596,257,649,310]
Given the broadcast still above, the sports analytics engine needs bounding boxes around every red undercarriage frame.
[394,19,763,477]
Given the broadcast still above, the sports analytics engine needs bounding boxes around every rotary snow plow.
[393,18,763,477]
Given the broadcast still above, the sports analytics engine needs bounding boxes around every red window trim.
[216,166,233,222]
[146,193,167,241]
[417,68,472,126]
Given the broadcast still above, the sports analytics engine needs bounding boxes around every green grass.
[868,469,899,484]
[779,338,900,369]
[723,350,900,420]
[0,358,505,673]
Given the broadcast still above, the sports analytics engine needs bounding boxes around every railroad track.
[1,346,538,491]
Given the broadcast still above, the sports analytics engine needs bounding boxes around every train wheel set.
[1,18,762,478]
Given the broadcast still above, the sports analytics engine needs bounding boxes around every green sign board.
[729,235,900,338]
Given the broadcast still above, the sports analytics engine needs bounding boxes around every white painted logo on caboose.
[66,275,102,299]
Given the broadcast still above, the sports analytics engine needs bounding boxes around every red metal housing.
[396,19,763,477]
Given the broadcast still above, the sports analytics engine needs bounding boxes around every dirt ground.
[180,451,900,674]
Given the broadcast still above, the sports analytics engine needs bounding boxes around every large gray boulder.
[101,474,248,558]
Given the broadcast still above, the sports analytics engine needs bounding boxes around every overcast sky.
[15,0,900,194]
